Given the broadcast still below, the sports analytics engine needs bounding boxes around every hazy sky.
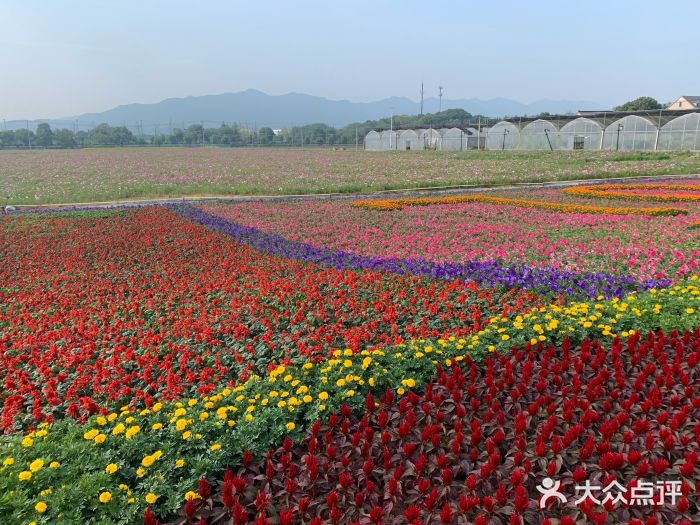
[1,0,697,120]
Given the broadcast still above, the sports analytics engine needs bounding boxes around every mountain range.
[3,89,603,132]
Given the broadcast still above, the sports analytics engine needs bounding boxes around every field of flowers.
[1,177,699,524]
[202,181,700,283]
[2,148,700,205]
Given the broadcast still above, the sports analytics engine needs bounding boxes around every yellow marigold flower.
[211,444,222,451]
[94,433,107,445]
[397,387,406,395]
[501,334,510,341]
[188,399,197,407]
[175,459,185,468]
[318,391,329,400]
[227,420,235,427]
[346,390,355,397]
[283,374,293,382]
[99,492,112,504]
[118,484,128,490]
[146,493,158,504]
[105,463,118,474]
[687,308,695,314]
[108,413,117,422]
[83,429,99,440]
[3,457,15,466]
[19,471,32,481]
[35,501,47,513]
[142,455,155,468]
[112,423,125,435]
[49,461,59,469]
[303,395,313,403]
[152,423,163,431]
[39,488,52,496]
[405,378,416,388]
[125,426,140,439]
[96,416,107,426]
[343,359,352,368]
[29,459,44,472]
[184,491,200,501]
[183,430,192,439]
[136,468,146,478]
[336,378,346,387]
[245,414,253,422]
[175,419,187,431]
[199,412,209,421]
[174,408,187,417]
[152,402,163,413]
[286,422,295,431]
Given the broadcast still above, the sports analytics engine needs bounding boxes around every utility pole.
[420,81,424,116]
[390,108,394,150]
[438,86,444,113]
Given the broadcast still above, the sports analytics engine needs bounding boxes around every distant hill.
[3,89,601,131]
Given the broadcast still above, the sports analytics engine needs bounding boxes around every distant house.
[667,96,700,110]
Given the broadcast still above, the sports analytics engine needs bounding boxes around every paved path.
[5,172,700,211]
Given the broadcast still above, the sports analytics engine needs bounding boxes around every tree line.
[0,109,497,149]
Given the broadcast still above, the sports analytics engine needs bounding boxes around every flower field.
[2,148,700,205]
[1,177,699,524]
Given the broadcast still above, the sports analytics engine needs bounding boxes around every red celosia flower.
[439,503,452,524]
[369,506,384,524]
[143,508,160,525]
[198,477,212,499]
[404,505,421,521]
[278,509,294,525]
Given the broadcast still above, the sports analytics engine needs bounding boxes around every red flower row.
[0,208,538,431]
[165,331,699,524]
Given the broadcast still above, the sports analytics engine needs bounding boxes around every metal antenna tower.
[438,86,444,113]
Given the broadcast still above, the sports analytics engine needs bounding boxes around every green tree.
[54,129,77,148]
[34,123,54,147]
[614,96,662,112]
[14,128,34,147]
[257,127,275,145]
[0,130,15,147]
[184,124,204,144]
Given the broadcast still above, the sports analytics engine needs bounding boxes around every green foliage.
[614,96,662,112]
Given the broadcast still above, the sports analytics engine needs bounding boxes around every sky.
[1,0,697,120]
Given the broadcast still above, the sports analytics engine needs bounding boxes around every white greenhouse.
[485,122,519,150]
[363,109,700,151]
[558,118,603,150]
